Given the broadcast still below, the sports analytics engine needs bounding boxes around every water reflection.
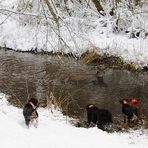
[0,48,148,120]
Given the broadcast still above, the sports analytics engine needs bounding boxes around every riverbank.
[0,93,148,148]
[1,47,148,73]
[0,0,148,70]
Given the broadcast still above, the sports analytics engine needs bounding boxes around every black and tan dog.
[120,99,134,124]
[23,98,39,127]
[86,104,113,131]
[119,98,144,125]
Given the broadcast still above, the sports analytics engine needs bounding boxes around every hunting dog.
[119,98,143,125]
[86,104,113,131]
[23,98,39,127]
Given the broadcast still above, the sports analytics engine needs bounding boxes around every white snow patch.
[0,0,148,68]
[0,93,148,148]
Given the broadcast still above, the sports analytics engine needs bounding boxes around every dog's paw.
[33,118,38,128]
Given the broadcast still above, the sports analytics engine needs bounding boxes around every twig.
[3,84,23,108]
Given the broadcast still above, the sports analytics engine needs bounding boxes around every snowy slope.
[0,93,148,148]
[0,0,148,68]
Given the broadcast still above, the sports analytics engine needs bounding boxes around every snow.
[0,0,148,68]
[0,93,148,148]
[0,1,148,147]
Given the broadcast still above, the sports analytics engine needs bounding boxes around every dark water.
[0,48,148,120]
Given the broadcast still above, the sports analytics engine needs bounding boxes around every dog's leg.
[33,118,38,128]
[25,118,31,128]
[123,115,126,123]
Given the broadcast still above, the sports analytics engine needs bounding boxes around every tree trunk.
[43,0,59,23]
[91,0,103,12]
[134,0,141,6]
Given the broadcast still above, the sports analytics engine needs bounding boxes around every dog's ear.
[86,104,89,110]
[119,100,122,103]
[119,100,123,104]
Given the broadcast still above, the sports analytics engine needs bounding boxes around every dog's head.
[120,99,129,105]
[86,104,96,110]
[28,98,39,107]
[129,98,138,104]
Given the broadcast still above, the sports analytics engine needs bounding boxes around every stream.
[0,48,148,121]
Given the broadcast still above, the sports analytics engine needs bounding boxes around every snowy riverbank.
[0,0,148,68]
[0,93,148,148]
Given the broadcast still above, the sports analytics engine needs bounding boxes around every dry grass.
[45,86,76,115]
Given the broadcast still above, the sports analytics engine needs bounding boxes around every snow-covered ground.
[0,0,148,68]
[0,93,148,148]
[0,1,148,147]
